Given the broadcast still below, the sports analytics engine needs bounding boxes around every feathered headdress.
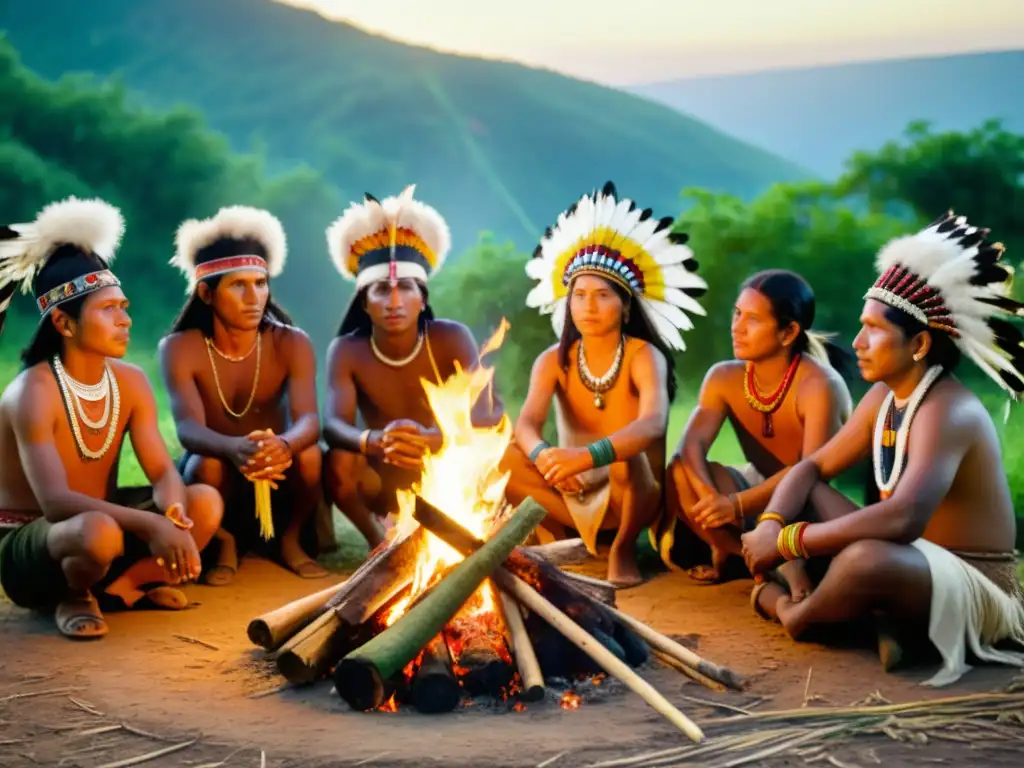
[525,181,708,350]
[171,206,287,293]
[865,210,1024,399]
[0,197,125,337]
[326,184,451,291]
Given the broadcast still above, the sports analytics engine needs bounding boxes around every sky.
[277,0,1024,85]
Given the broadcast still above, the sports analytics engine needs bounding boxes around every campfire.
[247,322,742,742]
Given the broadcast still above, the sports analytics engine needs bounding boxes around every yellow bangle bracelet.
[759,512,785,526]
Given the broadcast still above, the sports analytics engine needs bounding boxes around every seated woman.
[668,270,854,589]
[501,181,708,587]
[742,211,1024,685]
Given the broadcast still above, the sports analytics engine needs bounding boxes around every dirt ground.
[1,543,1022,768]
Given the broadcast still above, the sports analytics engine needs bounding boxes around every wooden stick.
[498,591,545,701]
[494,570,705,743]
[653,649,727,692]
[334,498,547,711]
[275,609,349,685]
[410,634,461,714]
[247,581,347,651]
[446,618,514,697]
[525,538,592,566]
[603,604,745,691]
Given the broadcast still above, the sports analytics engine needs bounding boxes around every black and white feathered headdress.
[326,184,451,291]
[0,197,125,337]
[865,211,1024,399]
[526,181,708,350]
[171,206,287,293]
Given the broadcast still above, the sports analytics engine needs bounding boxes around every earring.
[913,353,923,362]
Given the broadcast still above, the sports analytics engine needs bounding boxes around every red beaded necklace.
[743,353,801,438]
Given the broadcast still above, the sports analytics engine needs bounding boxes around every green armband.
[587,437,617,468]
[529,441,551,463]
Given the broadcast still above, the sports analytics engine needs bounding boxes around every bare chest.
[555,366,641,439]
[353,356,445,429]
[193,355,289,435]
[724,386,804,467]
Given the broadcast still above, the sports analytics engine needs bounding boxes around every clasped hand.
[377,419,441,470]
[147,515,202,584]
[692,493,738,529]
[535,446,592,494]
[740,521,784,581]
[233,429,293,489]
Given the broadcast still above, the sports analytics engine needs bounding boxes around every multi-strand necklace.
[577,336,625,410]
[52,356,120,461]
[371,333,424,367]
[872,365,944,499]
[743,354,801,438]
[206,333,261,419]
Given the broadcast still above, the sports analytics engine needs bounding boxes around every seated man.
[322,185,504,548]
[160,206,326,584]
[669,269,854,587]
[742,211,1024,686]
[0,197,222,639]
[503,181,708,587]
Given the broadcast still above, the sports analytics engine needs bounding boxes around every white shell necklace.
[577,335,625,409]
[52,356,121,460]
[371,333,424,367]
[872,364,944,498]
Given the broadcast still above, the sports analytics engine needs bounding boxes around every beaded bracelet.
[587,437,617,468]
[776,522,809,560]
[529,441,551,463]
[758,511,786,527]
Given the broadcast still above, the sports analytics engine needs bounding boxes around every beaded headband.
[36,269,121,315]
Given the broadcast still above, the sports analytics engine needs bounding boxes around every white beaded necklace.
[872,364,944,497]
[371,333,424,367]
[52,356,121,461]
[577,335,625,409]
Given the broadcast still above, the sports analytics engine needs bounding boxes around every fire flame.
[382,320,513,627]
[560,691,582,710]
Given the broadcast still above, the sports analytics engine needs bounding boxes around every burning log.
[247,581,348,651]
[494,569,705,743]
[498,592,545,701]
[446,616,514,698]
[413,495,740,692]
[273,528,429,685]
[526,538,591,566]
[333,498,547,712]
[410,634,461,714]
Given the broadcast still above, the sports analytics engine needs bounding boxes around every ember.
[246,321,743,743]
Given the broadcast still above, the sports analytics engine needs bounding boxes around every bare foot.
[55,592,108,639]
[100,584,188,611]
[777,559,814,601]
[774,594,807,640]
[751,580,788,622]
[686,546,730,584]
[607,541,643,588]
[280,531,328,579]
[202,529,238,587]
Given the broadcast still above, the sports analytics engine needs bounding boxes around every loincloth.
[0,486,158,610]
[910,538,1024,687]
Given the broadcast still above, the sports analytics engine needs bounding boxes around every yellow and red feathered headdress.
[526,181,708,350]
[865,210,1024,400]
[326,184,451,291]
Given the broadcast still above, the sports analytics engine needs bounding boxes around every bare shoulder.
[427,318,473,341]
[1,365,56,411]
[628,338,667,368]
[797,357,852,408]
[268,322,314,357]
[108,359,157,405]
[329,332,367,359]
[158,329,204,364]
[700,360,743,390]
[924,376,990,431]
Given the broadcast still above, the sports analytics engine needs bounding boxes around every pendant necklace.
[872,364,943,499]
[577,336,625,410]
[371,333,424,367]
[743,353,801,438]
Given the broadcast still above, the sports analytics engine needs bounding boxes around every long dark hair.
[557,276,678,403]
[741,269,857,382]
[20,246,106,370]
[167,274,294,336]
[336,283,436,338]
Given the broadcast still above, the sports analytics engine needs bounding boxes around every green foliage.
[0,0,808,259]
[0,35,343,352]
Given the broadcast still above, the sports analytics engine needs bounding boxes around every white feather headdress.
[0,197,124,332]
[171,205,287,292]
[326,184,451,291]
[865,210,1024,400]
[525,181,708,351]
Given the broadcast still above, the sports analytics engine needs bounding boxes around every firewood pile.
[246,496,744,743]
